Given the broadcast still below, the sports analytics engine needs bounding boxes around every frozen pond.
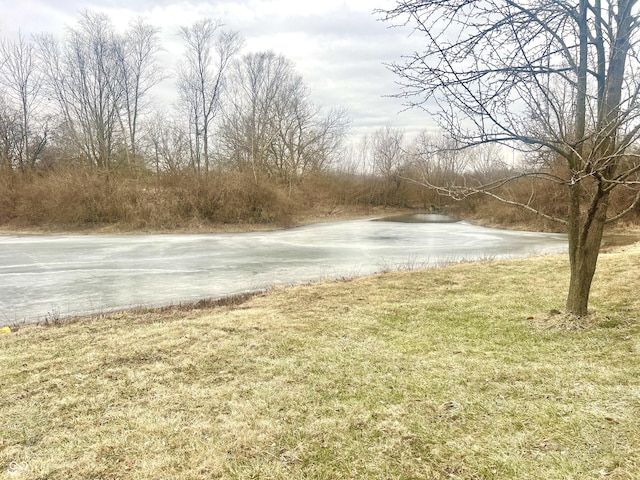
[0,216,567,325]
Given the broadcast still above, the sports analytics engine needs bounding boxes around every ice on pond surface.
[0,218,567,325]
[376,213,460,223]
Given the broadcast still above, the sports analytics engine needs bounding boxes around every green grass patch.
[1,246,639,479]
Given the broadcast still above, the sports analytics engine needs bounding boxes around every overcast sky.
[1,0,432,141]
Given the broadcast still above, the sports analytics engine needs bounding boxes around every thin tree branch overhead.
[378,0,640,316]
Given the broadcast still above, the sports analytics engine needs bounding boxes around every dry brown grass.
[1,245,639,479]
[0,169,385,233]
[0,167,457,234]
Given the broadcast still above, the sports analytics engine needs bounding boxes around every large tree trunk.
[566,0,631,316]
[566,187,610,316]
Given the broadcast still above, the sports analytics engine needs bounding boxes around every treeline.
[0,11,362,230]
[0,10,481,230]
[0,13,349,180]
[2,11,636,231]
[353,127,640,231]
[8,122,637,232]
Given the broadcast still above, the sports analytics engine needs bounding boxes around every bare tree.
[372,126,405,179]
[0,31,46,169]
[177,19,243,173]
[221,51,292,177]
[293,105,350,176]
[467,144,508,180]
[221,51,349,184]
[368,126,406,205]
[37,11,123,169]
[409,132,473,186]
[380,0,640,316]
[113,18,164,164]
[0,95,20,170]
[144,112,191,174]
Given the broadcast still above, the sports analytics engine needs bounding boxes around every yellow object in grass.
[0,326,11,335]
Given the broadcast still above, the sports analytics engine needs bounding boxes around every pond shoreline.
[0,207,414,236]
[1,217,568,327]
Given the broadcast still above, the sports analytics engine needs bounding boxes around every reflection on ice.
[0,218,567,325]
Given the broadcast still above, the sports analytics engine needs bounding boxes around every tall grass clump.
[0,168,350,231]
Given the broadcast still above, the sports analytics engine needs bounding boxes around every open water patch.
[375,213,460,223]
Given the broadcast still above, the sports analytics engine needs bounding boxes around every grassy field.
[1,244,639,479]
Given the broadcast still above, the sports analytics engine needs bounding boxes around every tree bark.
[566,187,609,316]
